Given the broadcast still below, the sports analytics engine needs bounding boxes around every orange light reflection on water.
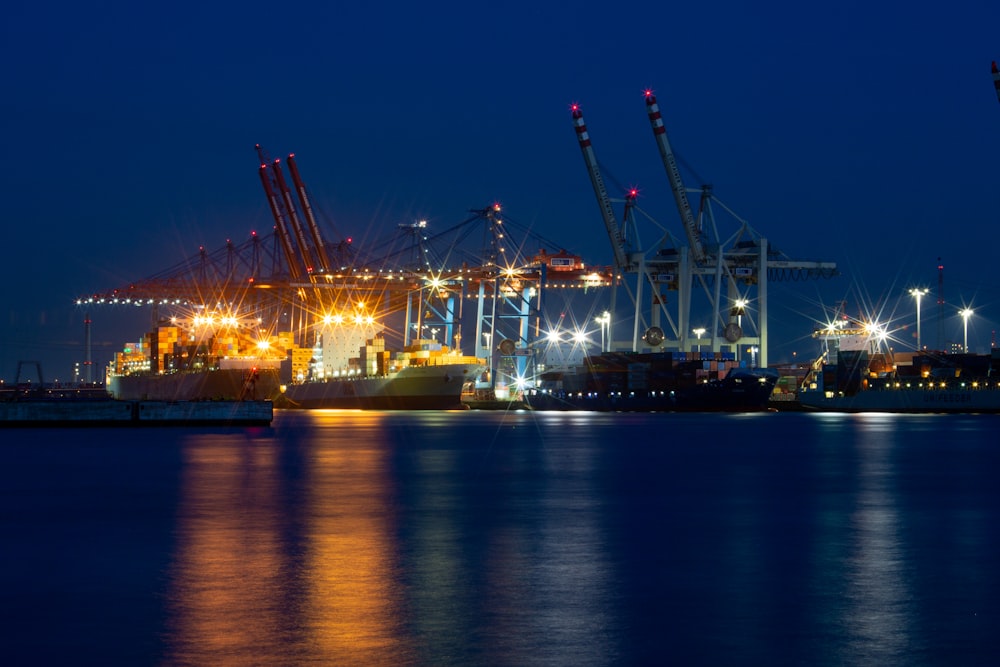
[304,420,412,660]
[162,413,416,664]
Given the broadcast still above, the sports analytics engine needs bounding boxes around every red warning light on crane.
[993,61,1000,104]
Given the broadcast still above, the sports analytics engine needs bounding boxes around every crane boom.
[258,163,302,280]
[271,158,318,275]
[287,153,333,273]
[644,91,706,263]
[571,103,630,270]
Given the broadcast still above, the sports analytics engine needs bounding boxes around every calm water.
[2,410,999,665]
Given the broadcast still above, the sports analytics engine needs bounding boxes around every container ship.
[518,350,778,412]
[795,327,1000,413]
[107,319,484,410]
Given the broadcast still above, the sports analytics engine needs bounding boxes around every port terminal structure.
[571,92,837,368]
[78,148,614,393]
[79,89,837,390]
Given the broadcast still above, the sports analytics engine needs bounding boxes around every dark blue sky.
[3,1,999,381]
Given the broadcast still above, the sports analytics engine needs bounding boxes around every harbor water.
[2,410,999,665]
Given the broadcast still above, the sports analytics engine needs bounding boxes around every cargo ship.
[107,321,484,410]
[108,366,282,402]
[795,326,1000,413]
[517,351,778,412]
[281,361,482,409]
[279,333,484,409]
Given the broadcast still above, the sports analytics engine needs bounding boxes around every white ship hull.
[108,368,281,402]
[281,362,483,410]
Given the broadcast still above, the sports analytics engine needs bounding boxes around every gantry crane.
[572,92,838,367]
[81,146,615,385]
[645,92,706,263]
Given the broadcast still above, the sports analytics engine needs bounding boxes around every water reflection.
[397,411,615,664]
[163,415,414,664]
[842,414,911,661]
[161,411,615,664]
[302,414,414,662]
[164,433,296,664]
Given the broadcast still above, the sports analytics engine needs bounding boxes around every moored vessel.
[108,366,281,402]
[516,351,777,412]
[795,325,1000,413]
[106,318,484,410]
[281,361,482,409]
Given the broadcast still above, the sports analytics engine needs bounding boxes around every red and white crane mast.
[572,103,633,271]
[644,91,706,263]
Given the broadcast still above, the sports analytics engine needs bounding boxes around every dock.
[0,399,273,427]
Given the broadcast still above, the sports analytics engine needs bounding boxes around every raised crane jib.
[271,158,318,276]
[644,92,706,263]
[287,153,333,273]
[571,104,631,271]
[257,161,302,281]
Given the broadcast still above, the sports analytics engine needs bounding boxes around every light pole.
[595,311,610,352]
[734,298,747,329]
[733,298,747,361]
[909,288,928,351]
[960,307,974,353]
[692,327,706,355]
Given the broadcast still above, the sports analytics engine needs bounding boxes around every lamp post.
[692,327,706,355]
[595,311,610,352]
[960,307,974,353]
[734,298,747,329]
[909,288,928,351]
[733,298,747,361]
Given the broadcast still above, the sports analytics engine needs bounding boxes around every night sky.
[3,1,999,382]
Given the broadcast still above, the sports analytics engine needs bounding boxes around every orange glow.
[163,421,413,663]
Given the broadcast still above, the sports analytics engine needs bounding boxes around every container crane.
[571,103,634,272]
[270,157,319,276]
[257,161,302,281]
[571,92,838,367]
[572,103,687,351]
[287,153,333,273]
[644,90,706,263]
